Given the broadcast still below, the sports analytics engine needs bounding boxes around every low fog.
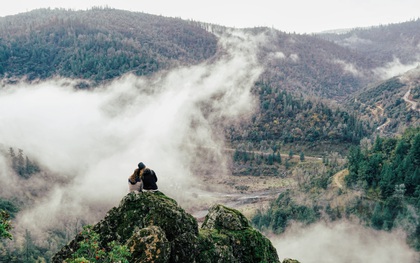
[374,57,420,79]
[273,221,419,263]
[0,30,418,262]
[0,31,264,241]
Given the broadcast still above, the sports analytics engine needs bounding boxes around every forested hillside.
[0,8,378,98]
[229,84,372,155]
[346,128,420,249]
[1,7,420,262]
[0,8,218,81]
[0,7,417,155]
[0,7,380,154]
[345,67,420,134]
[319,19,420,66]
[252,127,420,251]
[245,27,376,99]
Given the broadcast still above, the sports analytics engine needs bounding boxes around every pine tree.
[379,163,395,198]
[9,147,17,172]
[346,146,363,186]
[17,149,25,177]
[276,152,282,164]
[300,152,305,162]
[267,154,274,165]
[408,134,420,166]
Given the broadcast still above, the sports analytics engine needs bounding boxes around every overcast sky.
[1,0,419,33]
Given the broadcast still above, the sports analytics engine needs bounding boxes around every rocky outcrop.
[53,191,284,262]
[198,204,281,263]
[282,259,300,263]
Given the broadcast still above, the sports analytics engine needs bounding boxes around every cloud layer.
[273,221,419,263]
[0,30,264,240]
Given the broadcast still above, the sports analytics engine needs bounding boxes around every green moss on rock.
[126,225,171,263]
[202,204,250,231]
[282,259,301,263]
[198,204,280,263]
[53,192,282,263]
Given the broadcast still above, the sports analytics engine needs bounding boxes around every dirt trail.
[376,118,390,131]
[376,104,384,113]
[223,147,322,161]
[332,169,348,188]
[403,89,419,112]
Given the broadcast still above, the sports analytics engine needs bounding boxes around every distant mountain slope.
[0,8,377,98]
[251,28,377,99]
[1,8,414,151]
[1,9,418,100]
[0,8,218,81]
[345,66,420,134]
[229,86,372,155]
[318,19,420,66]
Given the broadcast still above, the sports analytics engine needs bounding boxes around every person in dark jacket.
[142,167,158,192]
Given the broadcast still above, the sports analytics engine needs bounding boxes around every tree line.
[345,128,419,246]
[345,128,419,249]
[8,148,40,178]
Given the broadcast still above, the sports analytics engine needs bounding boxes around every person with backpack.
[142,167,158,192]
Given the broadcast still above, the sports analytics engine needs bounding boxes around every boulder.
[198,204,280,263]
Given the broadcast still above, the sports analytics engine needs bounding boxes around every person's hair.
[129,166,145,183]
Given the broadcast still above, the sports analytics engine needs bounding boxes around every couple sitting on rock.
[128,162,158,193]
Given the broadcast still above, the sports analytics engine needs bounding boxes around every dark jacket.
[142,168,158,190]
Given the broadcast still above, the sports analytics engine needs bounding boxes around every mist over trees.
[8,147,40,178]
[0,6,419,262]
[345,128,420,249]
[252,128,420,251]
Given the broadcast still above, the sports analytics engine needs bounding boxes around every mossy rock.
[198,204,280,263]
[95,192,198,262]
[197,229,237,262]
[53,192,199,262]
[126,225,171,263]
[93,192,198,244]
[201,204,250,231]
[53,192,281,263]
[282,259,301,263]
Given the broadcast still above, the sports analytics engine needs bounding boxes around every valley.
[0,7,419,263]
